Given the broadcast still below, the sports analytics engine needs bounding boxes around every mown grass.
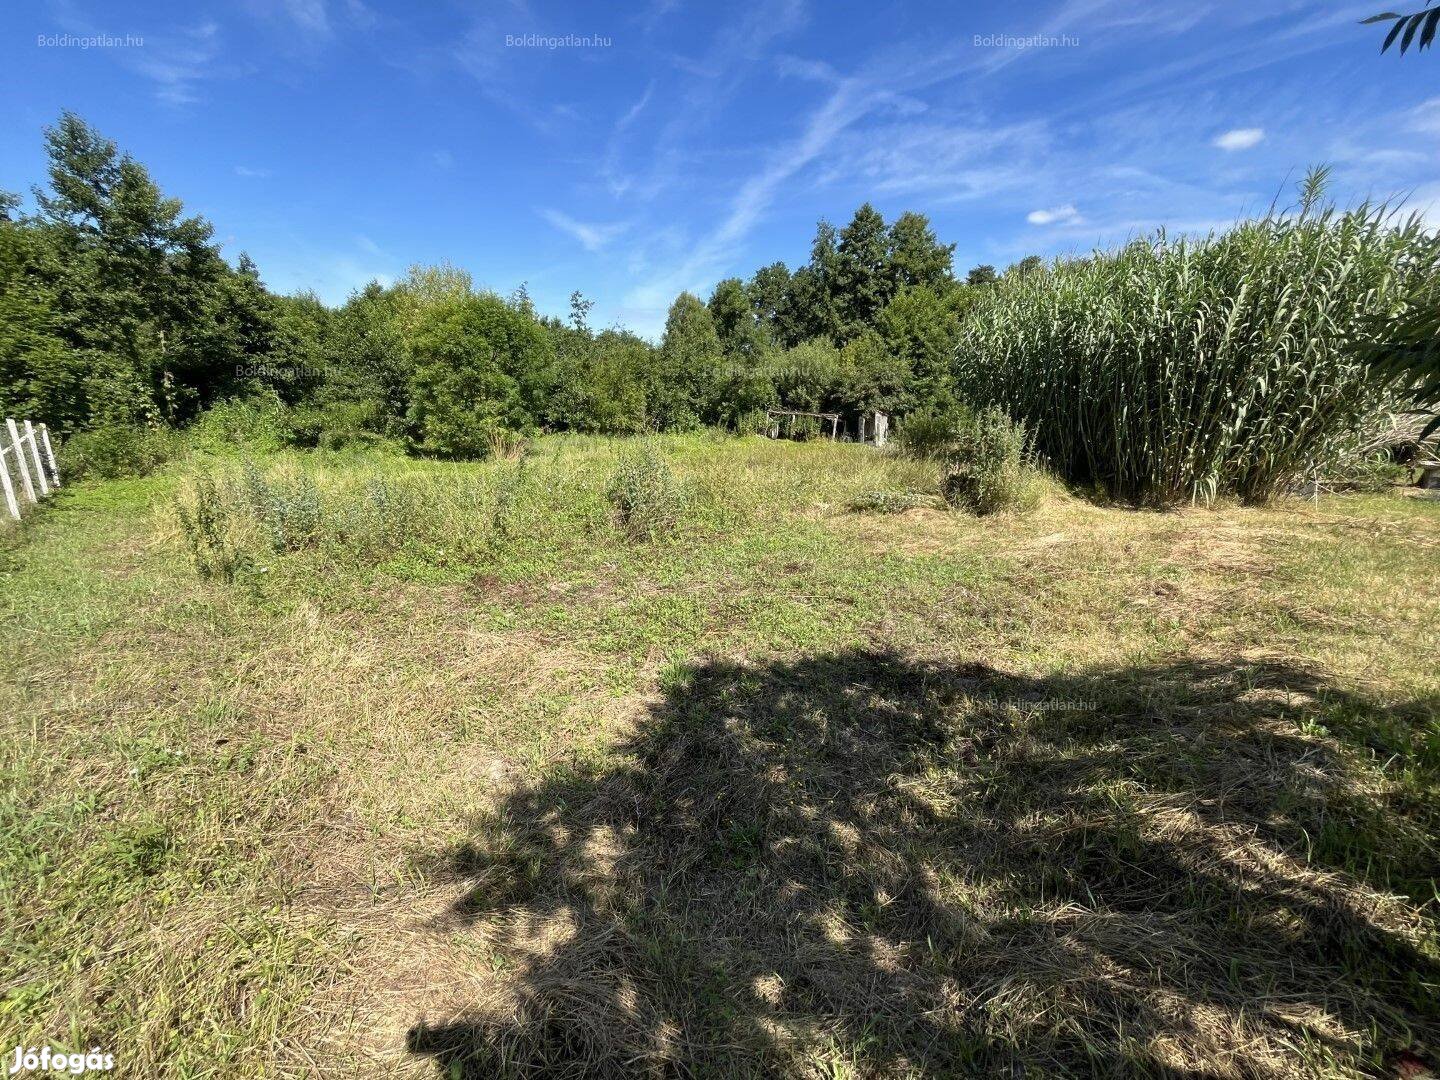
[1,434,1436,1077]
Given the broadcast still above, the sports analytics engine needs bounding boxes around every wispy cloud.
[1027,204,1081,225]
[234,165,272,178]
[50,2,225,105]
[616,81,656,132]
[1213,127,1265,151]
[128,21,223,105]
[278,0,330,37]
[1402,97,1440,136]
[539,209,630,253]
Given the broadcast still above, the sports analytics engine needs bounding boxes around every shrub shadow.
[406,650,1439,1078]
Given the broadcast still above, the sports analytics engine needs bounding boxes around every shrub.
[187,396,290,455]
[175,474,244,581]
[938,407,1039,516]
[62,424,184,482]
[953,174,1440,505]
[406,292,552,458]
[239,462,321,553]
[896,404,975,460]
[780,414,822,441]
[734,408,770,436]
[606,444,684,540]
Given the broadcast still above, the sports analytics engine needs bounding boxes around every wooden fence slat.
[24,420,49,497]
[5,418,36,504]
[38,424,60,487]
[0,440,18,521]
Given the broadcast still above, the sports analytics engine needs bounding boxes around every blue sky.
[3,0,1438,337]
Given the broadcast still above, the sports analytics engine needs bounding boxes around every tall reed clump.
[606,444,685,541]
[953,173,1440,504]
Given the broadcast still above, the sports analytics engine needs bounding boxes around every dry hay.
[394,651,1439,1078]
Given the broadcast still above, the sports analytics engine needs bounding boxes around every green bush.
[896,404,975,460]
[938,407,1039,516]
[406,292,552,458]
[953,175,1439,505]
[62,424,184,482]
[733,408,771,436]
[187,396,290,455]
[239,462,321,553]
[175,474,244,582]
[606,444,684,541]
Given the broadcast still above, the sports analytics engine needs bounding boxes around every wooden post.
[38,424,59,487]
[24,420,48,496]
[0,440,18,521]
[5,419,35,504]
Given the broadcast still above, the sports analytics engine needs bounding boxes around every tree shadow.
[405,650,1439,1078]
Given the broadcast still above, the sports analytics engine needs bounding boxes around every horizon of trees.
[1,112,1046,450]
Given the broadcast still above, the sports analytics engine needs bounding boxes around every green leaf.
[1420,6,1440,48]
[1400,10,1425,52]
[1382,15,1408,49]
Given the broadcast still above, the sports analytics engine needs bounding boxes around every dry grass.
[0,435,1436,1078]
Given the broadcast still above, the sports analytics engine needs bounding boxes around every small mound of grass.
[846,490,947,513]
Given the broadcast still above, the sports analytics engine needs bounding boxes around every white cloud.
[1402,97,1440,136]
[1212,127,1265,151]
[539,209,630,253]
[616,81,656,132]
[1027,204,1081,225]
[1409,183,1440,231]
[431,149,454,169]
[280,0,330,36]
[234,165,272,178]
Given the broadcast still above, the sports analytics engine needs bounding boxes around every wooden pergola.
[765,408,842,440]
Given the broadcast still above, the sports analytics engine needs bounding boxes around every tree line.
[2,113,1041,452]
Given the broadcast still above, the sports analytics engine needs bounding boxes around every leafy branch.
[1362,5,1440,54]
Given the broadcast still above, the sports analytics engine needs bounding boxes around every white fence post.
[38,424,60,488]
[5,418,36,504]
[0,438,18,521]
[24,420,49,497]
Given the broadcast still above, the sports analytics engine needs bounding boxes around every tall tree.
[746,261,792,345]
[966,264,998,287]
[888,211,955,293]
[787,220,842,344]
[879,285,963,413]
[34,111,236,425]
[833,203,892,341]
[708,277,760,356]
[653,292,723,429]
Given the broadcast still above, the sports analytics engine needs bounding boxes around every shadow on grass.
[406,650,1439,1078]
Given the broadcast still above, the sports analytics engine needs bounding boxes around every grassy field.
[1,433,1437,1078]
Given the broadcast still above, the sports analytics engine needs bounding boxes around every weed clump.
[939,407,1040,515]
[606,444,685,540]
[240,462,321,552]
[847,490,946,513]
[175,474,244,581]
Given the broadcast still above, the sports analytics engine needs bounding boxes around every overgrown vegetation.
[606,444,686,541]
[953,173,1439,504]
[1,435,1436,1077]
[5,117,1435,510]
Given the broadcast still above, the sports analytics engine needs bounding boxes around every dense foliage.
[953,177,1439,503]
[3,116,1436,505]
